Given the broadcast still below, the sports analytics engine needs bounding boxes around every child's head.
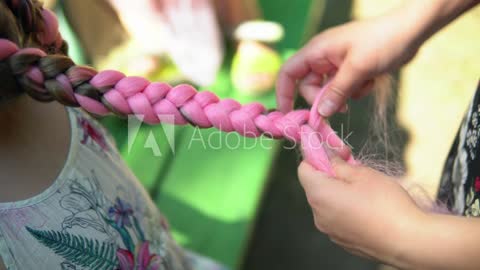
[0,0,67,105]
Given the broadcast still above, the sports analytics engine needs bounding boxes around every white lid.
[234,20,284,43]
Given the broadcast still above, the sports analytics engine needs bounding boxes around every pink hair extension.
[1,38,356,177]
[5,0,64,52]
[1,2,357,177]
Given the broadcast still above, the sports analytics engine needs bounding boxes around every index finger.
[276,51,310,113]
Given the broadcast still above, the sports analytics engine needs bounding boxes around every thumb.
[318,59,370,117]
[325,147,362,183]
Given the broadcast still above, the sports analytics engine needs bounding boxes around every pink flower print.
[116,242,162,270]
[79,117,108,151]
[116,248,134,270]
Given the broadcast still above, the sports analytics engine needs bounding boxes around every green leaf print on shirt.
[26,227,118,270]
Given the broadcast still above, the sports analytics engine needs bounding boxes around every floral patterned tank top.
[0,108,224,270]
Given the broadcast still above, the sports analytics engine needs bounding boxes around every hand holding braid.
[0,1,357,176]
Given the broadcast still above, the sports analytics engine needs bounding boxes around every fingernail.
[324,146,337,160]
[318,99,337,117]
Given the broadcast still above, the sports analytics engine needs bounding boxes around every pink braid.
[0,5,358,176]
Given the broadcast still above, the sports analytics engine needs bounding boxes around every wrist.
[385,208,431,269]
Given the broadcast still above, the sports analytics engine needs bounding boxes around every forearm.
[394,0,479,50]
[394,213,480,269]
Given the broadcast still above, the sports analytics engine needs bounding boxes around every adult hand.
[297,154,426,267]
[276,9,422,116]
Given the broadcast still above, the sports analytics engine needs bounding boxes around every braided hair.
[0,0,356,176]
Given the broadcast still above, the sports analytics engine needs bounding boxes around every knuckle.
[321,225,334,235]
[313,217,328,233]
[316,28,334,40]
[310,33,327,44]
[298,162,319,185]
[335,162,366,181]
[314,220,324,232]
[346,55,372,75]
[328,85,348,100]
[297,163,308,181]
[307,189,330,208]
[306,193,321,207]
[331,161,349,176]
[355,165,372,179]
[278,64,291,78]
